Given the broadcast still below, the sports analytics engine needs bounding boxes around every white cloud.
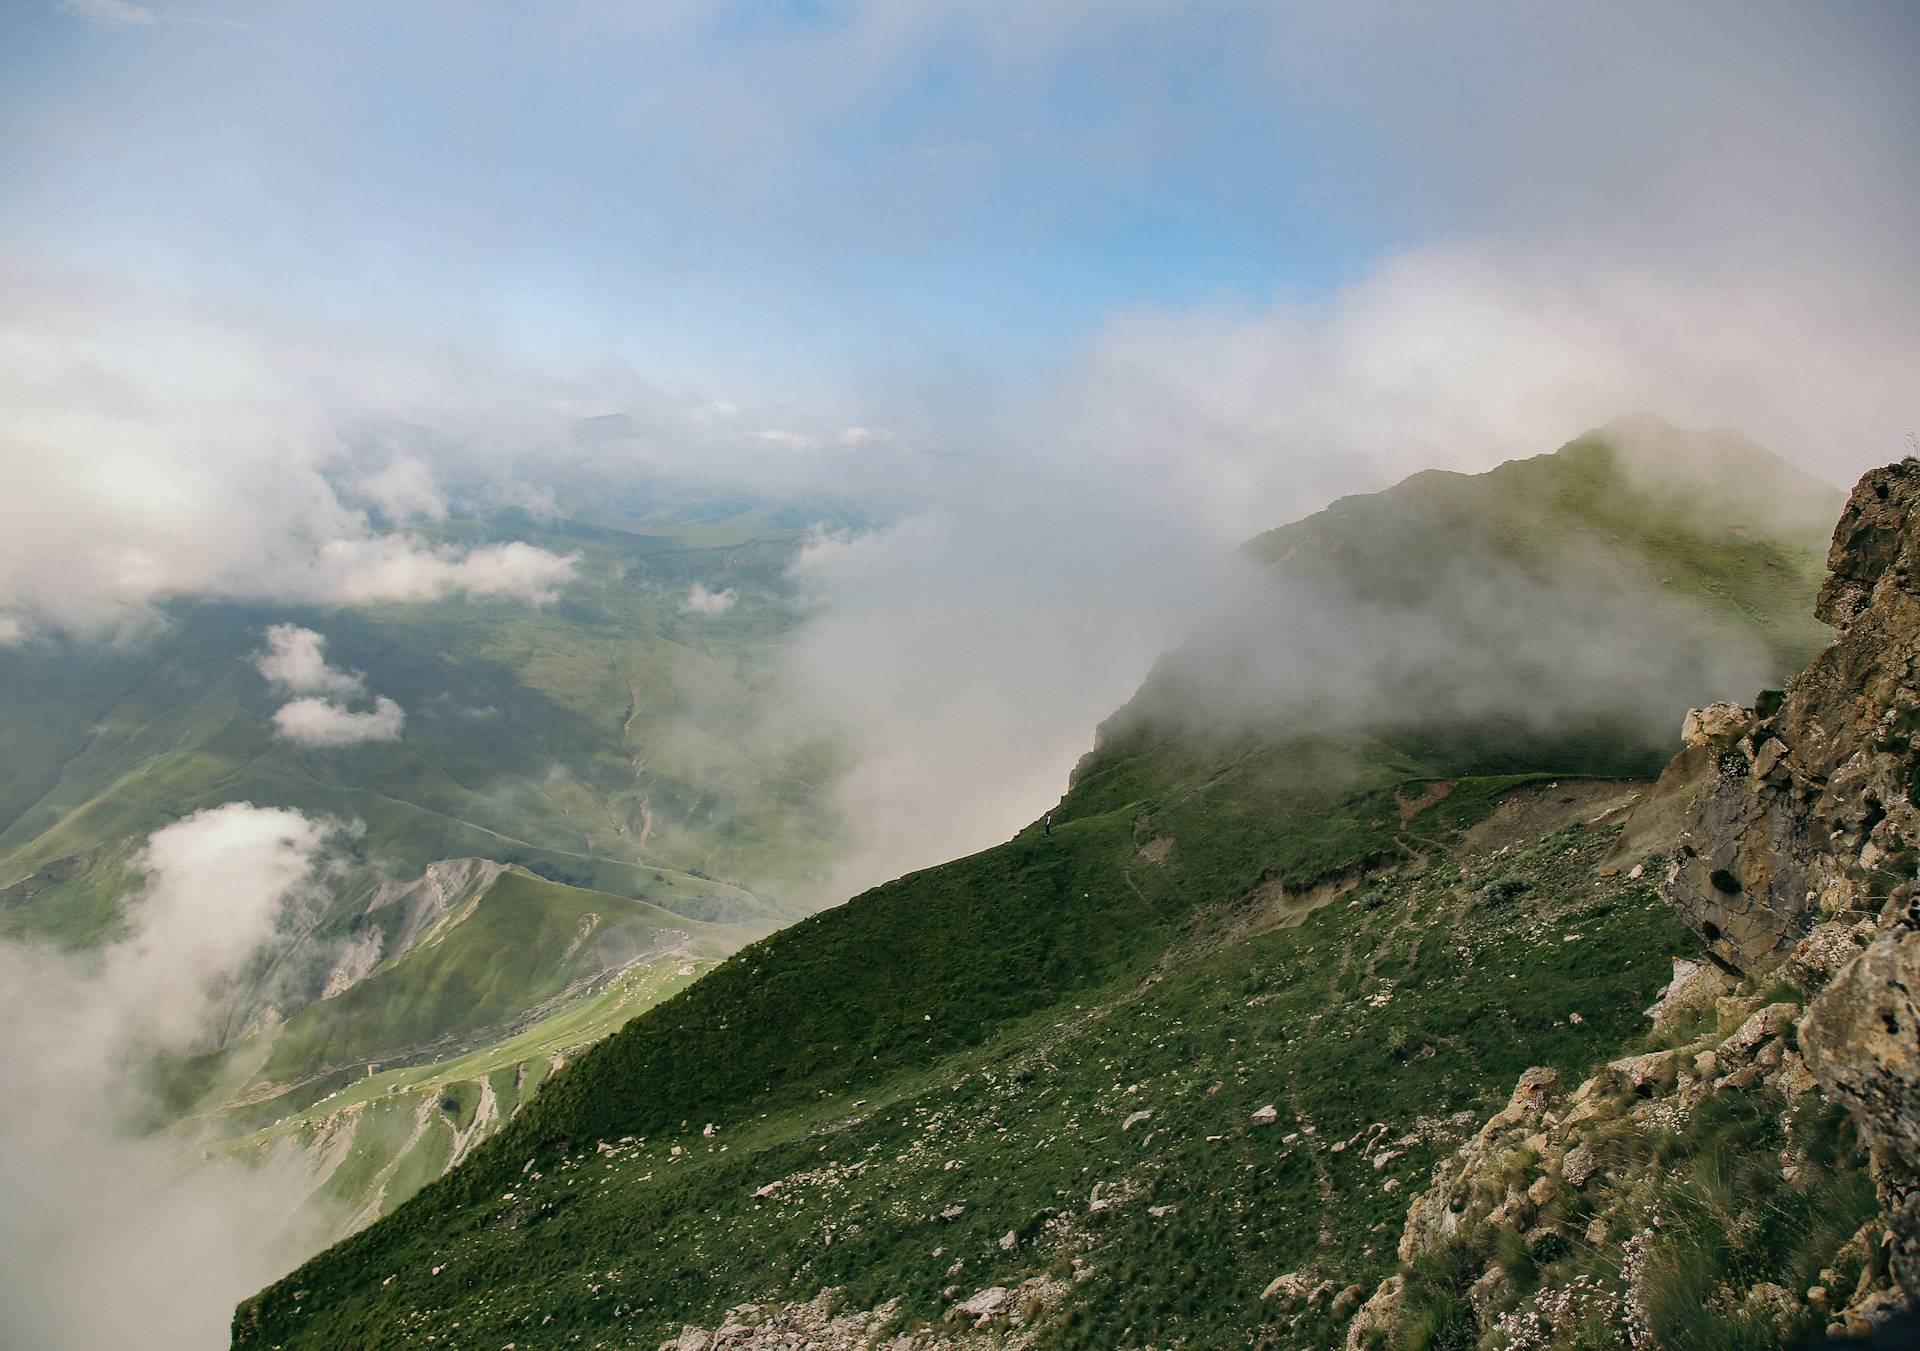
[58,0,156,26]
[271,695,405,747]
[312,536,578,606]
[681,583,737,615]
[757,429,827,451]
[0,804,341,1351]
[1059,246,1918,540]
[253,623,363,697]
[348,452,449,521]
[106,803,337,1044]
[253,625,406,745]
[0,265,581,642]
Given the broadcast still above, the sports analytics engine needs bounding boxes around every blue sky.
[4,2,1914,418]
[0,2,1430,392]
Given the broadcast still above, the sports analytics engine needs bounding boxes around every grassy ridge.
[233,771,1697,1351]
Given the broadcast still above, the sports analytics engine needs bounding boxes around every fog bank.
[0,805,346,1350]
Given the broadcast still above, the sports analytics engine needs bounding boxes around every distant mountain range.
[0,492,866,1247]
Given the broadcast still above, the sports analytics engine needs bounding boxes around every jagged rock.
[1398,1180,1460,1263]
[1785,921,1872,994]
[1478,1066,1559,1136]
[1466,1267,1515,1322]
[1342,1276,1403,1351]
[951,1287,1012,1327]
[1260,1269,1318,1304]
[1718,1002,1800,1065]
[1717,994,1762,1032]
[1645,956,1734,1032]
[1803,933,1920,1144]
[1486,1181,1535,1230]
[1561,1143,1600,1188]
[1684,702,1756,747]
[1647,467,1920,975]
[1804,928,1920,1300]
[1768,1047,1820,1097]
[1607,1050,1678,1094]
[1745,1281,1801,1333]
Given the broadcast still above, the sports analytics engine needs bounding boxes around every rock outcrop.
[1663,461,1920,1315]
[1803,917,1920,1303]
[1658,461,1920,976]
[1358,459,1920,1348]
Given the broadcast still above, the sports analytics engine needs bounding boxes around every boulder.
[1717,995,1762,1033]
[1561,1144,1601,1189]
[1478,1066,1559,1136]
[1718,1003,1800,1064]
[1607,1051,1678,1094]
[1342,1277,1404,1351]
[1260,1269,1317,1303]
[1683,703,1755,747]
[1646,957,1734,1033]
[952,1287,1012,1327]
[1804,929,1920,1300]
[1785,922,1871,995]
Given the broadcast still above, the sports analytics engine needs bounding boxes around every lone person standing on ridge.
[1044,813,1052,837]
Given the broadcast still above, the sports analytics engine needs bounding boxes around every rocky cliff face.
[1364,460,1920,1348]
[1660,460,1920,977]
[1663,461,1920,1316]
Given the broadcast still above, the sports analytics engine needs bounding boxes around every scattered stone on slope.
[1354,459,1920,1347]
[658,1278,1077,1351]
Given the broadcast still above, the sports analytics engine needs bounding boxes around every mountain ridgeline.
[232,419,1912,1351]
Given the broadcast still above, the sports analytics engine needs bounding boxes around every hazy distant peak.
[1243,416,1844,575]
[1574,413,1846,541]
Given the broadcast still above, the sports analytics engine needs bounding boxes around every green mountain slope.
[165,862,775,1239]
[234,422,1846,1351]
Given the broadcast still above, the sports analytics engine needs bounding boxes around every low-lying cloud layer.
[255,624,406,746]
[0,804,345,1350]
[272,695,406,747]
[0,268,580,642]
